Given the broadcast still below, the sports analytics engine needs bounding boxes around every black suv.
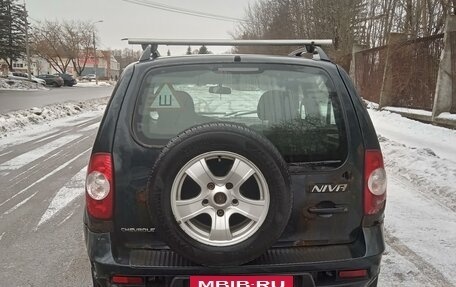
[84,40,386,287]
[55,73,77,86]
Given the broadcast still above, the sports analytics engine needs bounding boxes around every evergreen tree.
[186,46,192,55]
[0,0,28,71]
[198,45,210,54]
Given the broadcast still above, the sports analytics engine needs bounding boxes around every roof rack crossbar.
[125,38,333,62]
[124,38,333,46]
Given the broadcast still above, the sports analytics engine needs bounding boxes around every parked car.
[54,73,77,86]
[7,72,46,86]
[81,74,96,81]
[37,74,64,87]
[84,39,386,287]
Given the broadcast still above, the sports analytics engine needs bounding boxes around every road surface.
[0,86,114,113]
[0,109,455,286]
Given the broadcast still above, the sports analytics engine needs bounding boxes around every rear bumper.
[84,224,384,287]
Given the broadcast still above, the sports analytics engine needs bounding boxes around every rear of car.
[84,54,385,287]
[55,73,77,86]
[82,74,97,81]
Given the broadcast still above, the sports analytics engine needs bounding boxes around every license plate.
[189,275,294,287]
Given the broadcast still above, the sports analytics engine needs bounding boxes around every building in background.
[1,49,120,80]
[0,57,49,76]
[80,50,120,80]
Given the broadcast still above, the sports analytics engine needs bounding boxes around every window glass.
[134,64,347,164]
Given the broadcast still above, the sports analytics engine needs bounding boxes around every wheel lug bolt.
[207,182,215,190]
[217,209,224,217]
[232,199,239,206]
[226,182,233,189]
[202,199,209,206]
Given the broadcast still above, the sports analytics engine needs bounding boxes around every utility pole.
[24,1,31,79]
[92,20,103,85]
[93,31,97,85]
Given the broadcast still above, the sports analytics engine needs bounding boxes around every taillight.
[364,150,387,215]
[86,153,113,220]
[339,269,368,279]
[112,275,144,285]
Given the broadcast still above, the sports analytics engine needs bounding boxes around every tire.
[147,122,292,266]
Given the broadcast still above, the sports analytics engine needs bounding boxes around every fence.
[338,33,446,112]
[389,34,444,110]
[450,31,456,113]
[354,46,388,104]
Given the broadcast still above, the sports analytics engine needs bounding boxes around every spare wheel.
[147,122,292,266]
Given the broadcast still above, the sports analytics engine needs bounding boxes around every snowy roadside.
[378,135,456,211]
[368,108,456,286]
[369,108,456,211]
[0,77,48,91]
[75,81,115,88]
[0,97,108,138]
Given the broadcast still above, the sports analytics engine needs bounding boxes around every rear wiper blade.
[223,110,257,117]
[289,160,342,169]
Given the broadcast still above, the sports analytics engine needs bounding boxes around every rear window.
[133,64,347,164]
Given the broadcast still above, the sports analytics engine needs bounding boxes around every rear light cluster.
[339,269,368,279]
[86,153,114,220]
[112,275,144,285]
[364,150,387,215]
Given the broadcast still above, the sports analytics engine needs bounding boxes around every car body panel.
[37,74,64,87]
[8,72,46,85]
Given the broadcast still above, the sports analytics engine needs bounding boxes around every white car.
[8,72,46,86]
[81,74,97,81]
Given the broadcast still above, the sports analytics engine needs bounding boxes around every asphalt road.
[0,111,454,286]
[0,86,114,113]
[0,113,102,286]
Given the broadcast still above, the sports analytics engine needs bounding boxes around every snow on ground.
[75,81,114,88]
[378,135,456,211]
[0,110,102,151]
[383,106,432,117]
[0,77,48,91]
[368,108,456,286]
[0,97,108,137]
[437,112,456,121]
[37,166,86,227]
[368,109,456,163]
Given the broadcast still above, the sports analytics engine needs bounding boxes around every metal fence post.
[349,43,363,85]
[379,33,407,108]
[433,15,456,120]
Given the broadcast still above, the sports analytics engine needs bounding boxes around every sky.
[26,0,254,55]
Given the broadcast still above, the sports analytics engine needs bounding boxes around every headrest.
[257,90,295,123]
[174,91,195,112]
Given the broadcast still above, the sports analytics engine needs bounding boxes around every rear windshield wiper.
[223,110,257,117]
[288,160,342,170]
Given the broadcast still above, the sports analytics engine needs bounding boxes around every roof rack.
[121,38,333,62]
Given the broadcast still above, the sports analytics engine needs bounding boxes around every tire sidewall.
[148,125,292,266]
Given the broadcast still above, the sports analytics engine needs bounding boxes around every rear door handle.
[308,206,348,214]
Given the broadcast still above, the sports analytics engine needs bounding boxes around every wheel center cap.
[213,192,227,205]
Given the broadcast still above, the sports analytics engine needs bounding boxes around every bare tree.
[112,48,141,70]
[31,20,95,74]
[31,21,71,73]
[235,0,449,55]
[63,21,94,76]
